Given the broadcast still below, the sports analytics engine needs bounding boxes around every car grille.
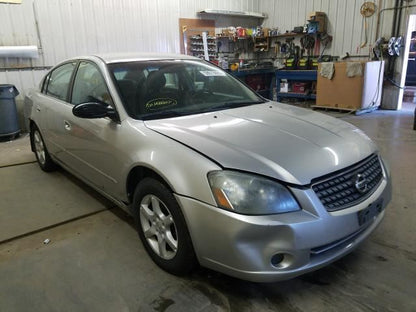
[312,154,383,212]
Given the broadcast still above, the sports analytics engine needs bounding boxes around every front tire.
[133,178,198,275]
[30,124,57,172]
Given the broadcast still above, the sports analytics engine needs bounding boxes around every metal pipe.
[396,0,404,37]
[388,0,401,76]
[0,66,51,71]
[391,0,399,38]
[375,0,383,40]
[343,55,371,58]
[376,4,416,39]
[0,46,39,58]
[389,0,405,76]
[32,0,43,54]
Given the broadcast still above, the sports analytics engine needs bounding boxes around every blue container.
[0,84,20,138]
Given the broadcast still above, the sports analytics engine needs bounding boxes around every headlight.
[208,171,300,215]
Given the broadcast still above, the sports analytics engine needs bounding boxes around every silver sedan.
[25,53,391,282]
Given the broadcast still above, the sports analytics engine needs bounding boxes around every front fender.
[121,121,221,206]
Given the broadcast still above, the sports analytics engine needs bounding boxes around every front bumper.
[176,174,391,283]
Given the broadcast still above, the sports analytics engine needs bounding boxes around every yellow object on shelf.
[230,63,239,71]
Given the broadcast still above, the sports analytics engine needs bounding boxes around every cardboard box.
[308,11,326,33]
[316,61,384,110]
[221,28,235,37]
[308,11,326,21]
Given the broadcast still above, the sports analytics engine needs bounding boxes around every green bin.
[0,84,20,139]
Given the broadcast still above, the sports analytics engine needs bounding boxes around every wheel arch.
[126,165,174,204]
[29,119,37,152]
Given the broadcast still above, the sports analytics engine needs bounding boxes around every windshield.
[108,59,265,120]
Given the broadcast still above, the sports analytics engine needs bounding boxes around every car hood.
[144,102,377,185]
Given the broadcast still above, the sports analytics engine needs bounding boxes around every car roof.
[91,52,201,64]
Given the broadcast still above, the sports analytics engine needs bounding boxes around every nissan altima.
[25,53,391,282]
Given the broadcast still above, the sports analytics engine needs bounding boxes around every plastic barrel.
[0,84,20,139]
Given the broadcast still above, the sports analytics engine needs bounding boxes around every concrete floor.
[0,104,415,312]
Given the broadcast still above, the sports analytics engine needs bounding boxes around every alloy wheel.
[33,130,46,166]
[139,194,178,260]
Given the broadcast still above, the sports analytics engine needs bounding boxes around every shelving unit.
[229,68,275,100]
[276,70,317,101]
[253,37,269,52]
[270,32,305,38]
[179,18,217,61]
[189,35,217,60]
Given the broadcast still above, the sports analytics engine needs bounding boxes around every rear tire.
[30,124,57,172]
[133,178,198,275]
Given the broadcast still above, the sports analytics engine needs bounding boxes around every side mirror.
[72,102,118,120]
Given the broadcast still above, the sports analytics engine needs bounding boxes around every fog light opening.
[271,253,285,266]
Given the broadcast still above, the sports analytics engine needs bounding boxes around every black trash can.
[0,84,20,139]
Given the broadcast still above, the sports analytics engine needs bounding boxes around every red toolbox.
[292,82,309,93]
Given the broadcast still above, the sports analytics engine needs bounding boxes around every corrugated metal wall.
[0,0,260,101]
[260,0,416,57]
[1,0,416,102]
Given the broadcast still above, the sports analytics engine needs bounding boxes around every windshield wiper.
[140,110,185,120]
[206,100,266,112]
[224,100,265,107]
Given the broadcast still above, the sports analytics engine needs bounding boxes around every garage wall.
[260,0,416,57]
[0,0,260,98]
[259,0,371,57]
[3,0,414,97]
[0,0,259,131]
[259,0,416,109]
[2,0,416,116]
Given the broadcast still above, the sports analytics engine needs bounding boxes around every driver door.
[62,61,123,196]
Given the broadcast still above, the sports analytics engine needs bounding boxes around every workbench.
[275,70,317,101]
[228,68,275,100]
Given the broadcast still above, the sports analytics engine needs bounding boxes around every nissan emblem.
[355,173,369,193]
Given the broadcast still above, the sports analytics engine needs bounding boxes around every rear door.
[36,62,77,158]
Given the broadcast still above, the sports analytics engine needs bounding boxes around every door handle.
[36,106,41,112]
[64,120,71,131]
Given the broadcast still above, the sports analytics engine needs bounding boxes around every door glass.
[71,61,113,105]
[41,72,51,93]
[46,62,76,101]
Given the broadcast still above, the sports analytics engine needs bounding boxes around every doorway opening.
[401,14,416,112]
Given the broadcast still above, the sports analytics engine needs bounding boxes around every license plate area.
[357,198,384,226]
